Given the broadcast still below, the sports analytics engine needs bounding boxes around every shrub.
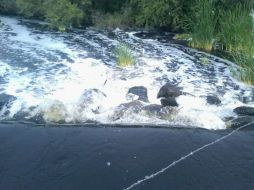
[115,44,135,67]
[43,0,84,31]
[16,0,45,18]
[129,0,185,30]
[0,0,17,15]
[92,7,133,29]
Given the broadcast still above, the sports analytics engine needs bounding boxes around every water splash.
[0,16,253,129]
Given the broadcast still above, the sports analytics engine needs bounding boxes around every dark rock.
[229,116,254,129]
[157,82,183,99]
[143,104,162,115]
[113,100,143,121]
[127,86,149,102]
[206,95,221,106]
[233,106,254,116]
[0,93,17,110]
[160,97,178,107]
[118,100,143,112]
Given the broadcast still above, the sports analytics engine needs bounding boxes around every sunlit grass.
[115,43,135,67]
[173,33,192,41]
[188,0,216,52]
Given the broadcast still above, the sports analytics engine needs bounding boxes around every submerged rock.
[160,97,178,107]
[42,100,67,123]
[229,116,254,129]
[233,106,254,116]
[77,88,106,113]
[112,100,144,121]
[206,95,221,106]
[143,104,163,116]
[127,86,149,102]
[157,82,183,99]
[0,93,16,110]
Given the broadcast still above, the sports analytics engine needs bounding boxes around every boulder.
[42,100,67,123]
[127,86,149,102]
[143,104,162,116]
[157,82,183,99]
[78,89,106,113]
[233,106,254,116]
[113,100,143,121]
[160,97,178,107]
[206,95,221,106]
[229,116,254,129]
[0,93,16,109]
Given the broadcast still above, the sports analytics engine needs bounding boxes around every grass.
[218,4,254,54]
[231,52,254,85]
[188,0,216,52]
[115,43,135,67]
[173,33,192,41]
[217,3,254,84]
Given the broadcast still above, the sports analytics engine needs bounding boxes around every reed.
[188,0,216,52]
[218,4,254,54]
[232,52,254,85]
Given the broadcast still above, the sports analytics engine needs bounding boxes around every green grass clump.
[115,44,135,67]
[188,0,216,52]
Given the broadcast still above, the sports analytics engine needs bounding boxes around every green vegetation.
[218,4,254,54]
[0,0,17,14]
[231,52,254,85]
[188,0,216,52]
[115,44,135,67]
[174,33,192,41]
[43,0,84,31]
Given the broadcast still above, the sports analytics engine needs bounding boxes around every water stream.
[0,16,253,130]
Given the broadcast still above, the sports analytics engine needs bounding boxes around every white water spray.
[123,120,254,190]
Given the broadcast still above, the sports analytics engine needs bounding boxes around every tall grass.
[218,4,254,54]
[115,44,135,67]
[231,52,254,85]
[188,0,216,52]
[218,3,254,84]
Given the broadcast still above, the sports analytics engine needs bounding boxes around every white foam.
[0,17,253,129]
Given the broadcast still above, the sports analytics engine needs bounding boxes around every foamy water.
[0,16,253,129]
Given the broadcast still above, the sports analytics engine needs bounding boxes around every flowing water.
[0,16,254,130]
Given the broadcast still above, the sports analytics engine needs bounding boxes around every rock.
[233,106,254,116]
[0,94,17,116]
[143,104,162,115]
[157,82,183,99]
[42,100,67,123]
[127,86,149,102]
[160,97,178,107]
[206,95,221,106]
[113,100,143,121]
[78,89,106,113]
[0,93,16,109]
[229,116,254,129]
